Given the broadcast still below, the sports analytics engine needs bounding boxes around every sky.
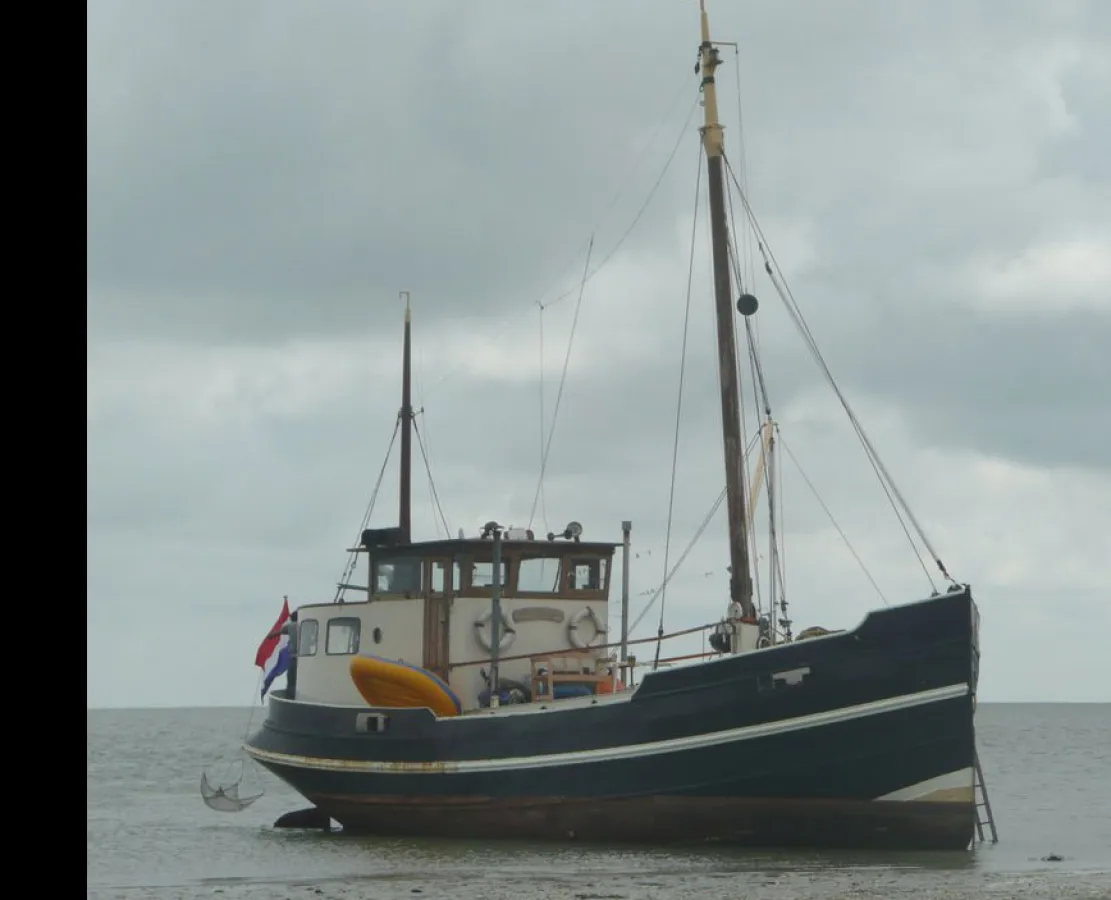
[86,0,1111,708]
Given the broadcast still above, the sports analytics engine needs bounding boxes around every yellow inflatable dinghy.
[349,655,463,717]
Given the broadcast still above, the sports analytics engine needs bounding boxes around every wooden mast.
[399,291,413,544]
[698,2,755,619]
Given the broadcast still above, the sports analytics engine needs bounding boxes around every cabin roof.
[347,537,620,556]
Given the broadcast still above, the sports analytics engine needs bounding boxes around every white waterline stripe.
[876,767,973,801]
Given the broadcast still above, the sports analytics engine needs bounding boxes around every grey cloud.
[849,306,1111,472]
[745,274,1111,473]
[88,1,1108,341]
[86,0,704,343]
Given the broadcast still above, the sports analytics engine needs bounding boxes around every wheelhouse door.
[423,558,454,681]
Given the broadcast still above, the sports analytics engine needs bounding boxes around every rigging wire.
[635,488,727,637]
[766,423,788,638]
[721,139,775,619]
[414,358,443,538]
[420,94,700,401]
[413,416,451,539]
[730,44,756,292]
[764,250,937,593]
[711,52,780,625]
[527,236,595,530]
[200,668,268,802]
[541,98,701,312]
[330,81,703,599]
[537,304,549,534]
[332,416,400,602]
[653,141,704,671]
[531,73,698,311]
[776,431,788,623]
[779,435,889,607]
[629,430,763,639]
[721,152,951,593]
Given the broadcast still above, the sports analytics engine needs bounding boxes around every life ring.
[568,606,608,649]
[474,609,516,653]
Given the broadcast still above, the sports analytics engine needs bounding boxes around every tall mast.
[698,2,754,618]
[398,291,413,544]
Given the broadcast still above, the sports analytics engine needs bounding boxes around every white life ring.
[568,606,608,649]
[474,608,515,653]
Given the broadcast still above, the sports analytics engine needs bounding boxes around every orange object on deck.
[349,655,463,717]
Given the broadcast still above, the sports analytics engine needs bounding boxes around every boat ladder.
[972,749,999,844]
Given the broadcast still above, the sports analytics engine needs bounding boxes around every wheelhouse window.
[296,618,319,657]
[326,617,361,655]
[466,559,508,591]
[373,556,423,596]
[569,557,607,592]
[430,560,460,593]
[516,555,562,593]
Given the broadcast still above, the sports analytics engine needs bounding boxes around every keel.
[273,806,334,830]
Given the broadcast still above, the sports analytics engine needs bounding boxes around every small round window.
[373,627,383,644]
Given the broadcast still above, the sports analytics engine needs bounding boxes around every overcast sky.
[87,0,1110,708]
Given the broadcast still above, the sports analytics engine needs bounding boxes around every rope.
[763,253,937,593]
[721,153,951,592]
[627,423,760,639]
[730,44,756,291]
[633,486,726,637]
[779,435,889,607]
[766,423,787,638]
[540,98,701,313]
[527,235,594,530]
[537,304,549,533]
[722,145,773,618]
[243,670,263,739]
[530,74,697,311]
[332,415,400,602]
[413,416,451,539]
[654,142,703,671]
[420,92,700,401]
[776,435,789,624]
[413,356,440,537]
[202,670,266,796]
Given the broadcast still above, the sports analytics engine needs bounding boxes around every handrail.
[447,620,718,670]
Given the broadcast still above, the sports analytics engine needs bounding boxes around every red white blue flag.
[256,597,291,699]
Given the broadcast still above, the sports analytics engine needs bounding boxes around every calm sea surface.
[87,703,1111,900]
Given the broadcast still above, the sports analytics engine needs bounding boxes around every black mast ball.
[736,293,759,317]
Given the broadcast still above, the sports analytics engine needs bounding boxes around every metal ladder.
[972,749,999,844]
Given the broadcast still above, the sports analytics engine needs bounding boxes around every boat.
[241,2,993,850]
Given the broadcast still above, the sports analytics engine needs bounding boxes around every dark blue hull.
[245,586,980,849]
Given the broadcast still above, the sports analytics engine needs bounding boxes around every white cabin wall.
[286,578,614,712]
[291,599,425,705]
[448,596,611,710]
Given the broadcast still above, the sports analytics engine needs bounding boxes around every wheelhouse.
[285,526,620,711]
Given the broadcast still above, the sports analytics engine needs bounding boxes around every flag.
[256,597,291,699]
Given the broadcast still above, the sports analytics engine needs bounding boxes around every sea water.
[87,703,1111,899]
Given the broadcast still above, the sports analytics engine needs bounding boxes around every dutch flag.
[255,597,292,699]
